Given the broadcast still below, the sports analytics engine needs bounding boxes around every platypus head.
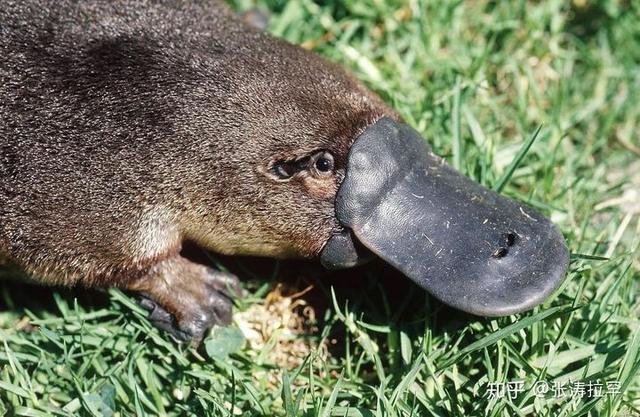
[319,117,569,316]
[201,26,568,317]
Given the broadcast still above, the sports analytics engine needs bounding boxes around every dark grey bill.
[321,117,569,317]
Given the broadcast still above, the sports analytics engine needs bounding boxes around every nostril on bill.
[492,232,518,259]
[492,247,509,258]
[503,232,517,247]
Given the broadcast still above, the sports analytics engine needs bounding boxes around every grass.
[1,0,639,415]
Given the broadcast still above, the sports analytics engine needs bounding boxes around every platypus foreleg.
[126,256,241,343]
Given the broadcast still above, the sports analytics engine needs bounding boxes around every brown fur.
[0,0,396,340]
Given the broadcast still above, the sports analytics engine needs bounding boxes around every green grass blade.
[493,124,544,193]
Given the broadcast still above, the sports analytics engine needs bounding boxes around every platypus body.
[1,0,569,342]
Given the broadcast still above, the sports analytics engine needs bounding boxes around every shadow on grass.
[0,277,110,319]
[0,246,477,355]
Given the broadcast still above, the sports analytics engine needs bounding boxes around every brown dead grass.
[235,283,328,380]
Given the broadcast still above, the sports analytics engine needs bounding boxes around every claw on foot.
[128,256,242,343]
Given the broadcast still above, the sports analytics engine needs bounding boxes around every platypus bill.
[0,0,569,342]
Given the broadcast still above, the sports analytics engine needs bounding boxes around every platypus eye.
[311,151,335,176]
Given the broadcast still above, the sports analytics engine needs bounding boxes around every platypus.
[0,0,569,342]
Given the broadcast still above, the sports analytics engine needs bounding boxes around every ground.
[1,0,639,416]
